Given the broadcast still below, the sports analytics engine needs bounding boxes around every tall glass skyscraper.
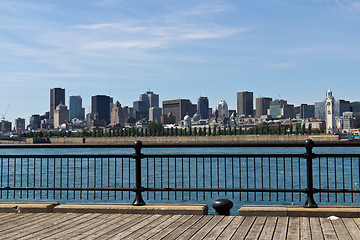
[69,96,85,121]
[198,96,209,119]
[50,88,65,124]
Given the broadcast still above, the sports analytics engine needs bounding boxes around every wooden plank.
[174,216,213,240]
[217,216,245,240]
[133,214,185,239]
[331,218,352,239]
[230,216,256,240]
[2,213,82,239]
[258,217,277,240]
[150,215,202,239]
[299,217,311,240]
[310,217,324,240]
[342,218,360,239]
[204,216,235,239]
[43,212,118,239]
[319,217,338,240]
[188,215,224,240]
[245,216,267,239]
[0,213,49,232]
[81,214,146,240]
[61,213,122,239]
[21,213,102,239]
[122,215,173,239]
[107,214,164,239]
[272,217,288,240]
[287,217,300,240]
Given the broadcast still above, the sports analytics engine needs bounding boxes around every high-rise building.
[300,104,310,119]
[14,118,25,132]
[335,100,350,117]
[54,103,69,128]
[256,97,272,118]
[218,100,229,118]
[50,88,65,124]
[198,96,209,119]
[110,101,129,127]
[29,114,41,129]
[139,91,159,109]
[237,91,253,117]
[325,89,335,134]
[162,99,197,124]
[149,107,162,122]
[69,96,85,121]
[91,95,111,124]
[315,101,325,120]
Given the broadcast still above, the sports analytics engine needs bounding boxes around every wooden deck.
[1,213,360,239]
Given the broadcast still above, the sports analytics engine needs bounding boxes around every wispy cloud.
[335,0,360,11]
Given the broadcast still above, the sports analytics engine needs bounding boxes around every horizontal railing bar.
[0,187,134,191]
[145,188,305,193]
[1,140,360,149]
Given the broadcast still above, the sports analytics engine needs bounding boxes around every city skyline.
[1,0,360,123]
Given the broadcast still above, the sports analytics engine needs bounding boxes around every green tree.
[302,124,306,135]
[308,123,312,135]
[147,121,163,137]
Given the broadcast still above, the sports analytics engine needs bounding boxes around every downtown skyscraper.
[50,87,65,125]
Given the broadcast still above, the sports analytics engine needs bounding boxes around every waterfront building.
[14,118,25,132]
[54,103,69,129]
[133,100,148,121]
[237,91,254,117]
[162,99,197,124]
[256,97,272,118]
[198,96,209,120]
[268,99,287,119]
[91,95,111,124]
[69,96,85,121]
[149,107,162,122]
[161,113,176,124]
[335,100,350,117]
[50,88,65,125]
[325,89,335,134]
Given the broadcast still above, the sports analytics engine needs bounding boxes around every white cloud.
[335,0,360,11]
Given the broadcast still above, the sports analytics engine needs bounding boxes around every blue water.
[1,146,360,215]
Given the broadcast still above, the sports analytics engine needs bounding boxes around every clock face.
[327,102,331,106]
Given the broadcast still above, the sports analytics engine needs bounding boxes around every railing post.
[132,140,146,206]
[303,139,318,208]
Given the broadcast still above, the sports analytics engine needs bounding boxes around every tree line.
[18,122,321,138]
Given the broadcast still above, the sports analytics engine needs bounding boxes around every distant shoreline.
[14,134,339,144]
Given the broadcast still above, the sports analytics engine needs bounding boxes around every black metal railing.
[1,139,360,208]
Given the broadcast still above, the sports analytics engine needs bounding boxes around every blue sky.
[1,0,360,123]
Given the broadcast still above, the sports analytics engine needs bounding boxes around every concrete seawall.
[41,135,338,144]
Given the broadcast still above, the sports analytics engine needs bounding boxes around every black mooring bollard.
[212,199,233,215]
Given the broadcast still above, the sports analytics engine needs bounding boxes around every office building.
[91,95,111,124]
[110,101,129,127]
[54,103,69,128]
[14,118,25,132]
[69,96,85,121]
[335,100,350,117]
[218,100,229,118]
[256,97,272,118]
[50,88,65,124]
[315,101,326,120]
[149,107,162,122]
[300,104,310,119]
[29,114,41,129]
[139,91,159,109]
[237,91,253,117]
[198,96,209,119]
[162,99,197,124]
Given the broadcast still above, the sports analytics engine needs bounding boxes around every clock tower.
[325,89,335,134]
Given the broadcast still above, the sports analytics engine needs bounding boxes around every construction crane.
[1,104,10,121]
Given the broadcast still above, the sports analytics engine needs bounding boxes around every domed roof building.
[192,113,200,122]
[184,114,191,127]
